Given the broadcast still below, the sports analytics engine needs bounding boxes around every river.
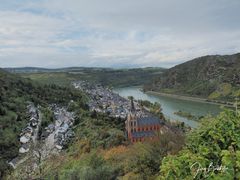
[114,87,222,128]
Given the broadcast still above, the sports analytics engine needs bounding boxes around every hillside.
[144,53,240,102]
[6,67,166,87]
[0,68,86,177]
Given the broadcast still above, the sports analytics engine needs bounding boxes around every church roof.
[131,131,155,138]
[137,116,164,126]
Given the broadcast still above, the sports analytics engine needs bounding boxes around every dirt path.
[32,111,42,146]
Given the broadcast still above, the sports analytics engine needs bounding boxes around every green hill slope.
[144,53,240,101]
[0,69,85,177]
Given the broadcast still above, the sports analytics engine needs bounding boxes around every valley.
[1,1,240,179]
[1,52,240,180]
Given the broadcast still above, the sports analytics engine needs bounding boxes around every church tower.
[126,97,138,138]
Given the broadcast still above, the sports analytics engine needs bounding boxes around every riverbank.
[174,110,202,121]
[146,91,234,108]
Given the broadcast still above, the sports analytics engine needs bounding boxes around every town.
[73,81,146,119]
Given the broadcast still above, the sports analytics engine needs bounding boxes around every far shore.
[146,91,234,108]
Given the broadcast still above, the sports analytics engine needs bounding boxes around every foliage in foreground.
[159,110,240,179]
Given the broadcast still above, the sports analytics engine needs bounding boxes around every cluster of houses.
[8,104,40,169]
[19,104,39,154]
[9,104,76,169]
[51,105,75,150]
[73,81,134,119]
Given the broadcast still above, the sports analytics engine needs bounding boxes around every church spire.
[129,96,135,112]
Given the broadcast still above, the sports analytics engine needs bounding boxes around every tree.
[0,106,6,115]
[159,110,240,179]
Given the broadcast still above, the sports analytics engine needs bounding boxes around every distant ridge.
[4,66,165,73]
[4,67,111,73]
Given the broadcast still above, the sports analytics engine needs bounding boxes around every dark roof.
[21,143,30,149]
[131,131,155,138]
[137,116,164,126]
[9,157,19,165]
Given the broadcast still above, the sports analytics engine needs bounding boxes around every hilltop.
[144,53,240,102]
[4,67,114,73]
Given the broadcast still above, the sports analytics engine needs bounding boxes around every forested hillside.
[0,69,86,177]
[144,53,240,101]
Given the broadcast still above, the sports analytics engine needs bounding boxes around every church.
[125,98,164,143]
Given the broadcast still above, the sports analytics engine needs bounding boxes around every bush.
[159,110,240,179]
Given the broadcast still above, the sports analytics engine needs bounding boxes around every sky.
[0,0,240,68]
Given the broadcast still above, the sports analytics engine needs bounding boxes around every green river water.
[114,87,222,128]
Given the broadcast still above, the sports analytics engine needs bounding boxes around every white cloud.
[0,0,240,68]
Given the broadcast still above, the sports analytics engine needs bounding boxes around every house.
[8,157,20,169]
[46,124,55,133]
[125,99,164,143]
[21,126,33,135]
[58,123,69,133]
[20,135,31,144]
[19,143,30,153]
[30,117,38,127]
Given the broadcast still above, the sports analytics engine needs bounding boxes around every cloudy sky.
[0,0,240,68]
